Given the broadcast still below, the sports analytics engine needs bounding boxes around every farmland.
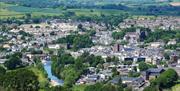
[0,2,127,19]
[0,0,180,19]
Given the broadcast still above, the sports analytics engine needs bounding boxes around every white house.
[48,44,60,49]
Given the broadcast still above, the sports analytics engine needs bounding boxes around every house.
[3,44,11,49]
[167,39,176,45]
[110,76,145,88]
[99,69,112,79]
[113,44,123,52]
[48,44,60,49]
[0,59,7,64]
[123,32,139,44]
[121,76,135,84]
[109,76,121,84]
[132,77,145,88]
[85,75,100,84]
[150,42,165,48]
[170,54,178,64]
[143,68,165,80]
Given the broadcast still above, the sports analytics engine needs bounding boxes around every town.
[0,15,180,91]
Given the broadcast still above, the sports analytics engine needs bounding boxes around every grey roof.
[121,77,135,81]
[124,48,135,51]
[147,68,164,73]
[88,75,99,79]
[133,77,145,83]
[110,76,138,84]
[109,76,121,84]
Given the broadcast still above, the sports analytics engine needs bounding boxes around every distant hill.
[0,0,177,8]
[0,0,60,8]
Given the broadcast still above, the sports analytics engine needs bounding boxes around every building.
[123,32,139,44]
[113,44,121,52]
[150,42,165,48]
[143,68,165,80]
[48,44,60,49]
[170,54,178,64]
[110,76,145,88]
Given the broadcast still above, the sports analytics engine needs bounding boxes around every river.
[42,59,64,86]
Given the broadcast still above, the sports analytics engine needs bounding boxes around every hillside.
[0,0,60,8]
[1,0,179,8]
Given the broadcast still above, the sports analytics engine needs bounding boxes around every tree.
[112,68,119,77]
[0,69,39,91]
[100,84,123,91]
[138,62,149,71]
[152,69,178,88]
[0,66,6,76]
[144,30,177,43]
[128,71,140,77]
[164,52,170,60]
[25,13,32,19]
[4,56,23,70]
[19,30,32,37]
[123,60,133,65]
[143,85,159,91]
[59,54,75,65]
[73,34,93,50]
[124,87,132,91]
[62,66,81,87]
[112,31,125,39]
[175,33,180,39]
[84,83,123,91]
[106,56,119,63]
[84,83,102,91]
[57,34,93,50]
[77,24,83,30]
[75,57,85,70]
